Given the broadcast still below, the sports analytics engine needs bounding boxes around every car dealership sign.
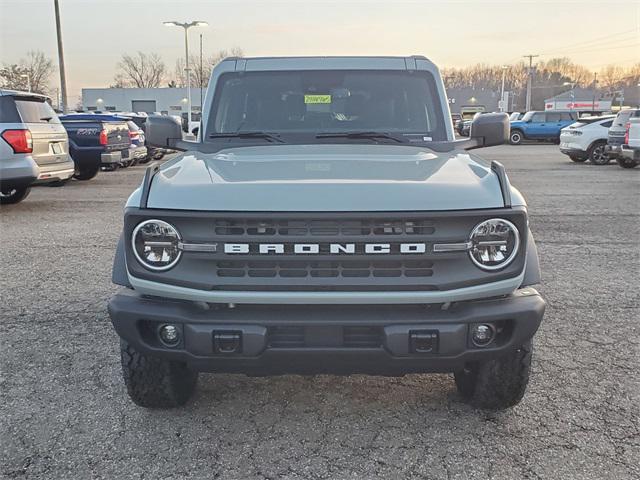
[545,100,612,111]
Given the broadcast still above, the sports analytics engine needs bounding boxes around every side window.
[546,112,561,122]
[560,112,574,121]
[531,113,545,123]
[632,110,640,118]
[600,120,613,128]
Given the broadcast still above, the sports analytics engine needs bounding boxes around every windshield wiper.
[315,131,406,143]
[209,131,285,143]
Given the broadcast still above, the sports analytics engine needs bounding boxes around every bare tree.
[172,47,244,88]
[115,52,166,88]
[0,50,55,94]
[598,65,626,90]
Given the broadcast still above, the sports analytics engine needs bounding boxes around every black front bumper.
[108,289,545,375]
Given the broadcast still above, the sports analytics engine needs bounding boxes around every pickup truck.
[59,114,130,179]
[607,109,640,161]
[509,111,578,145]
[108,56,545,411]
[618,117,640,168]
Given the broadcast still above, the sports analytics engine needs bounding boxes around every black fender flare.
[112,233,132,288]
[521,229,541,287]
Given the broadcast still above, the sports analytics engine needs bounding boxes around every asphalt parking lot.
[1,144,639,480]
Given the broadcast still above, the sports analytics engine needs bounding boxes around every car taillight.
[99,129,108,145]
[1,129,33,153]
[129,131,139,140]
[624,122,630,145]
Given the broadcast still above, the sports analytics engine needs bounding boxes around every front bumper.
[108,287,545,375]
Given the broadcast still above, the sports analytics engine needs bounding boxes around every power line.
[538,28,638,55]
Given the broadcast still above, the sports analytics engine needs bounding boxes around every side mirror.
[463,113,509,150]
[145,115,183,149]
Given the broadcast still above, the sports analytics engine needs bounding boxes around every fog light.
[159,324,180,345]
[471,323,495,347]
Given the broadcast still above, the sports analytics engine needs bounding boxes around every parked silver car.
[0,89,75,204]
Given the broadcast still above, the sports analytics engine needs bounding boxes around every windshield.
[207,70,446,143]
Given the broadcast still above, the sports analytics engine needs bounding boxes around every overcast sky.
[1,0,638,101]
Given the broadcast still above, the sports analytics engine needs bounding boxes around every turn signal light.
[1,129,32,153]
[99,129,108,145]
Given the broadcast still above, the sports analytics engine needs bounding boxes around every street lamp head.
[194,21,208,27]
[163,21,179,27]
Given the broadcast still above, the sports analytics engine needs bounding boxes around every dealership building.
[544,88,611,112]
[81,87,207,114]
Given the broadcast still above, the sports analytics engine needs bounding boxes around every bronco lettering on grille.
[223,243,428,255]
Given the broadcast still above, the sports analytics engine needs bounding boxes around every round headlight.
[132,219,182,271]
[468,218,520,271]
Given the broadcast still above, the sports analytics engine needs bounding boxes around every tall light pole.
[500,65,508,112]
[54,0,68,112]
[523,54,539,112]
[163,21,208,130]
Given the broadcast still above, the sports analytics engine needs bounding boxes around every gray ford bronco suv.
[108,56,545,410]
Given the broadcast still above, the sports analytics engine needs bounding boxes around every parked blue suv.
[509,111,577,145]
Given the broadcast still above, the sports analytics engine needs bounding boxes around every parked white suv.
[559,115,614,165]
[0,89,75,204]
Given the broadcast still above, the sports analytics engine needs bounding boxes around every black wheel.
[569,155,587,163]
[616,157,638,169]
[0,186,31,204]
[120,340,198,408]
[454,341,532,410]
[74,164,100,180]
[588,141,609,165]
[509,130,523,145]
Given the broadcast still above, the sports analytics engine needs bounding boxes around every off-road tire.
[588,141,609,165]
[74,164,100,180]
[454,341,532,410]
[120,340,198,408]
[569,155,587,163]
[0,187,31,204]
[509,130,523,145]
[616,157,638,169]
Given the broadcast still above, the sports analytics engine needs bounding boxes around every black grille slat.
[214,218,436,237]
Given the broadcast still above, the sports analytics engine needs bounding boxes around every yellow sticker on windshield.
[304,94,332,104]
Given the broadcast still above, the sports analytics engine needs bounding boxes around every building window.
[105,106,116,111]
[169,105,183,111]
[87,106,97,111]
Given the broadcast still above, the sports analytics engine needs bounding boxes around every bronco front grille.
[124,209,528,293]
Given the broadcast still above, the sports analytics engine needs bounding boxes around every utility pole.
[500,65,508,112]
[592,72,598,113]
[200,33,203,113]
[523,54,539,112]
[54,0,68,112]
